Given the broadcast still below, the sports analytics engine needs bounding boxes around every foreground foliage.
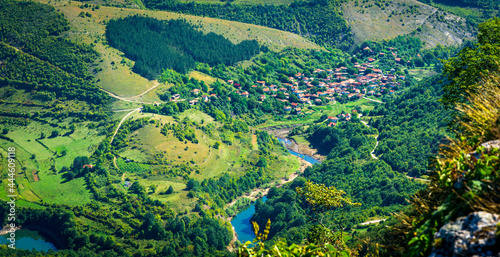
[239,181,358,256]
[405,73,500,256]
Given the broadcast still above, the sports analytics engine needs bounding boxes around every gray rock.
[472,140,500,159]
[429,212,500,257]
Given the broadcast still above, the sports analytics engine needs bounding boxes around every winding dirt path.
[363,96,384,104]
[101,81,162,104]
[110,108,141,145]
[360,118,379,160]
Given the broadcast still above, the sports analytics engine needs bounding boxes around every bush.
[165,185,174,194]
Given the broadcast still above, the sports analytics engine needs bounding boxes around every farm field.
[0,120,103,206]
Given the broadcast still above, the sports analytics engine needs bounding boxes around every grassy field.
[0,120,102,206]
[256,99,380,128]
[35,0,319,99]
[110,108,300,211]
[408,67,438,81]
[118,109,252,179]
[187,71,220,86]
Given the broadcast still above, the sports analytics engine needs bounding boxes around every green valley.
[0,0,499,256]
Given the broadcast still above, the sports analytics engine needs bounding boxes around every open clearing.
[256,98,379,129]
[0,120,102,206]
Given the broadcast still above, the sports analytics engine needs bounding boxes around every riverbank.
[0,225,62,250]
[263,125,325,161]
[0,225,21,235]
[227,157,312,209]
[226,156,312,251]
[24,225,64,249]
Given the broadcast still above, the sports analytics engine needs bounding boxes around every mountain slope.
[341,0,475,48]
[35,0,320,98]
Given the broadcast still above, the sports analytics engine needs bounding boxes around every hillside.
[35,0,320,98]
[341,0,476,48]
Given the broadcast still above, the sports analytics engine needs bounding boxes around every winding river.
[231,138,320,243]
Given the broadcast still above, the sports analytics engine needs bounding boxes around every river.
[230,138,320,243]
[0,228,58,251]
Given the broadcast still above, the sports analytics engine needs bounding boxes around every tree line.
[106,16,260,78]
[0,0,99,79]
[141,0,354,49]
[251,121,422,247]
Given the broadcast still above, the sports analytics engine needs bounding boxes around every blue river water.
[278,138,321,165]
[231,138,320,243]
[0,228,58,251]
[230,196,268,244]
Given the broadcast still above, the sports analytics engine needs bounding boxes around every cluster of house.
[326,110,357,127]
[362,46,416,66]
[224,63,403,114]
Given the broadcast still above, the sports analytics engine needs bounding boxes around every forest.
[0,0,109,125]
[141,0,354,49]
[251,120,423,247]
[353,35,458,72]
[0,0,99,79]
[106,16,260,78]
[2,0,500,255]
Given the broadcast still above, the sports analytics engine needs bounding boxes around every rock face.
[429,212,500,257]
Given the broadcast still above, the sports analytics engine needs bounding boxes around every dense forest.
[106,16,260,78]
[251,120,423,246]
[353,35,458,72]
[370,75,451,176]
[0,0,99,79]
[141,0,353,49]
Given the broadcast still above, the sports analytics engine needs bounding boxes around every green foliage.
[0,0,99,79]
[441,18,500,106]
[423,0,499,10]
[252,121,422,246]
[106,16,260,78]
[239,239,352,257]
[296,181,361,212]
[242,181,359,256]
[111,118,150,149]
[141,0,353,49]
[370,75,451,176]
[161,118,199,144]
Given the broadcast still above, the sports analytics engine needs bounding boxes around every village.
[228,59,404,115]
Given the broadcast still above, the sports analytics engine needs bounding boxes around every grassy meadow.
[255,98,380,129]
[0,120,104,206]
